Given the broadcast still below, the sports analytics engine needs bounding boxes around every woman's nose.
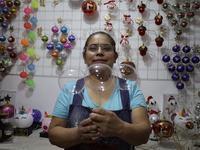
[96,46,104,54]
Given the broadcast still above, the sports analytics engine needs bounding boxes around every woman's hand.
[77,117,101,143]
[90,108,124,138]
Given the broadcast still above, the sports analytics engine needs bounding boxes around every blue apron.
[66,78,134,150]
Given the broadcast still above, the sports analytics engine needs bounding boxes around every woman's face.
[83,34,118,68]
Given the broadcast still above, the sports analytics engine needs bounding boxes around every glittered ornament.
[10,7,17,14]
[155,13,163,26]
[47,43,54,50]
[172,44,180,52]
[157,0,163,4]
[24,22,32,29]
[21,38,28,46]
[171,19,178,26]
[56,43,63,50]
[162,54,170,62]
[176,82,184,89]
[6,1,13,7]
[64,42,71,49]
[162,3,169,10]
[1,22,8,28]
[177,12,185,19]
[182,45,191,53]
[51,51,59,58]
[182,73,190,81]
[139,44,147,56]
[167,13,173,19]
[173,55,181,63]
[0,43,6,51]
[30,16,38,24]
[59,50,67,57]
[28,63,35,71]
[5,13,12,20]
[19,54,27,61]
[9,52,17,59]
[60,26,68,33]
[183,2,190,10]
[28,32,36,39]
[192,2,200,10]
[8,35,15,43]
[176,29,182,36]
[0,35,6,42]
[41,35,48,42]
[182,56,190,64]
[52,36,58,43]
[81,0,97,15]
[0,102,15,118]
[187,12,195,19]
[186,64,194,72]
[172,3,180,10]
[60,36,67,44]
[51,25,59,33]
[0,1,6,7]
[2,7,9,14]
[20,71,27,78]
[56,59,63,66]
[168,64,175,72]
[137,1,146,14]
[171,73,179,80]
[0,66,6,73]
[27,79,34,87]
[155,35,164,47]
[31,1,39,8]
[120,59,136,75]
[177,64,184,72]
[31,109,42,123]
[181,21,188,28]
[68,34,76,42]
[14,0,21,7]
[191,55,200,64]
[137,25,146,36]
[24,7,32,15]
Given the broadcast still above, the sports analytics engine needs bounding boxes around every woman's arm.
[48,116,101,148]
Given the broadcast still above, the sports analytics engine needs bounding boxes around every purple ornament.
[186,64,194,72]
[172,44,180,52]
[7,45,14,52]
[0,1,6,7]
[0,103,15,118]
[172,73,180,80]
[176,82,184,89]
[162,54,170,62]
[31,109,42,123]
[182,56,190,64]
[1,22,8,28]
[68,34,75,42]
[177,64,184,72]
[2,7,9,13]
[51,25,59,33]
[173,55,181,63]
[168,64,175,72]
[47,43,54,50]
[191,56,200,64]
[182,45,191,53]
[182,73,190,81]
[64,42,71,49]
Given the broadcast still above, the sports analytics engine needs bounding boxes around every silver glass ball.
[59,50,67,58]
[195,115,200,122]
[52,36,58,43]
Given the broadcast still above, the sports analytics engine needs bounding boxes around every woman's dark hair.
[83,31,117,56]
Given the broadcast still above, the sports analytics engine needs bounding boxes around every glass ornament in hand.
[84,64,115,107]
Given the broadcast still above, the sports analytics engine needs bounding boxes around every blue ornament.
[172,44,180,52]
[56,43,63,50]
[186,64,194,72]
[182,73,190,81]
[28,63,35,71]
[182,45,191,53]
[173,55,181,63]
[177,64,184,72]
[47,43,54,50]
[0,35,6,42]
[2,7,9,14]
[168,64,175,72]
[1,22,8,28]
[68,34,75,42]
[172,73,180,80]
[60,26,68,33]
[182,56,190,64]
[30,16,38,24]
[191,56,200,64]
[162,54,170,62]
[176,82,184,89]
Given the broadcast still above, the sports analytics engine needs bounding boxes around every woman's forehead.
[88,34,111,44]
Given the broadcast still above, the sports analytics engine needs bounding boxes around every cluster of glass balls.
[41,25,76,66]
[162,44,199,89]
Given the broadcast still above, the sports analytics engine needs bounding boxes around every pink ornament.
[24,7,31,15]
[0,102,15,118]
[182,113,186,117]
[51,25,59,33]
[19,54,27,61]
[42,112,52,132]
[64,42,71,49]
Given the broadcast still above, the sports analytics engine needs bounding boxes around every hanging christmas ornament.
[19,54,27,61]
[4,59,12,67]
[123,15,133,25]
[20,71,27,78]
[81,0,97,15]
[137,1,146,14]
[0,60,4,66]
[9,52,17,59]
[187,12,195,19]
[0,16,4,22]
[191,55,200,64]
[104,0,117,10]
[0,34,6,42]
[10,7,18,14]
[14,0,21,7]
[177,64,184,72]
[60,36,67,44]
[0,66,6,73]
[182,2,190,10]
[41,35,48,42]
[64,42,71,49]
[120,59,136,75]
[155,35,164,47]
[182,45,191,53]
[171,19,178,26]
[31,1,39,8]
[176,29,182,36]
[27,79,34,87]
[172,3,180,10]
[0,1,5,7]
[59,50,67,57]
[2,7,9,14]
[28,63,35,71]
[51,25,59,33]
[186,64,194,72]
[47,43,54,50]
[56,59,63,66]
[182,56,190,64]
[186,122,194,129]
[120,35,129,46]
[51,51,59,58]
[0,43,6,51]
[68,34,76,42]
[172,44,180,52]
[52,35,58,43]
[6,1,13,7]
[176,81,184,89]
[192,2,200,11]
[28,32,36,39]
[168,64,175,72]
[5,13,12,20]
[21,38,28,46]
[139,44,147,56]
[60,26,68,33]
[181,21,188,28]
[1,22,8,28]
[157,0,163,5]
[24,22,32,29]
[154,13,163,26]
[173,55,181,63]
[104,22,113,32]
[182,73,190,81]
[177,12,185,19]
[24,7,32,15]
[167,13,173,20]
[30,16,38,24]
[137,24,146,36]
[27,48,35,56]
[8,35,15,43]
[162,3,169,10]
[162,54,170,62]
[171,73,179,80]
[56,43,63,50]
[0,102,15,118]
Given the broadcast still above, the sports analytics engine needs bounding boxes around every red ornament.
[176,30,182,36]
[163,3,169,10]
[155,35,164,47]
[167,13,173,19]
[120,59,136,75]
[154,13,163,26]
[157,0,163,4]
[171,19,178,26]
[139,44,147,56]
[5,13,12,20]
[137,24,146,36]
[20,71,27,78]
[24,22,31,29]
[82,0,97,15]
[181,21,187,28]
[8,35,15,43]
[137,1,146,14]
[187,12,195,18]
[10,52,17,59]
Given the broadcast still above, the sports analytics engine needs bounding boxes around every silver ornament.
[195,115,200,122]
[59,50,67,57]
[52,36,58,43]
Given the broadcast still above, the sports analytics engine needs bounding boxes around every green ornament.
[41,35,48,42]
[56,59,63,66]
[27,48,35,56]
[31,1,39,8]
[27,79,34,87]
[28,32,36,39]
[0,60,4,66]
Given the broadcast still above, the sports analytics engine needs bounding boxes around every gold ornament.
[10,26,14,31]
[0,43,6,51]
[37,27,43,35]
[23,45,28,49]
[159,26,167,35]
[135,17,143,25]
[54,0,59,5]
[40,0,45,7]
[23,15,29,21]
[57,17,63,23]
[35,54,40,60]
[104,13,111,21]
[174,36,180,41]
[97,0,101,5]
[126,29,132,36]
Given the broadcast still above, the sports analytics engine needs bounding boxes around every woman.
[48,31,151,150]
